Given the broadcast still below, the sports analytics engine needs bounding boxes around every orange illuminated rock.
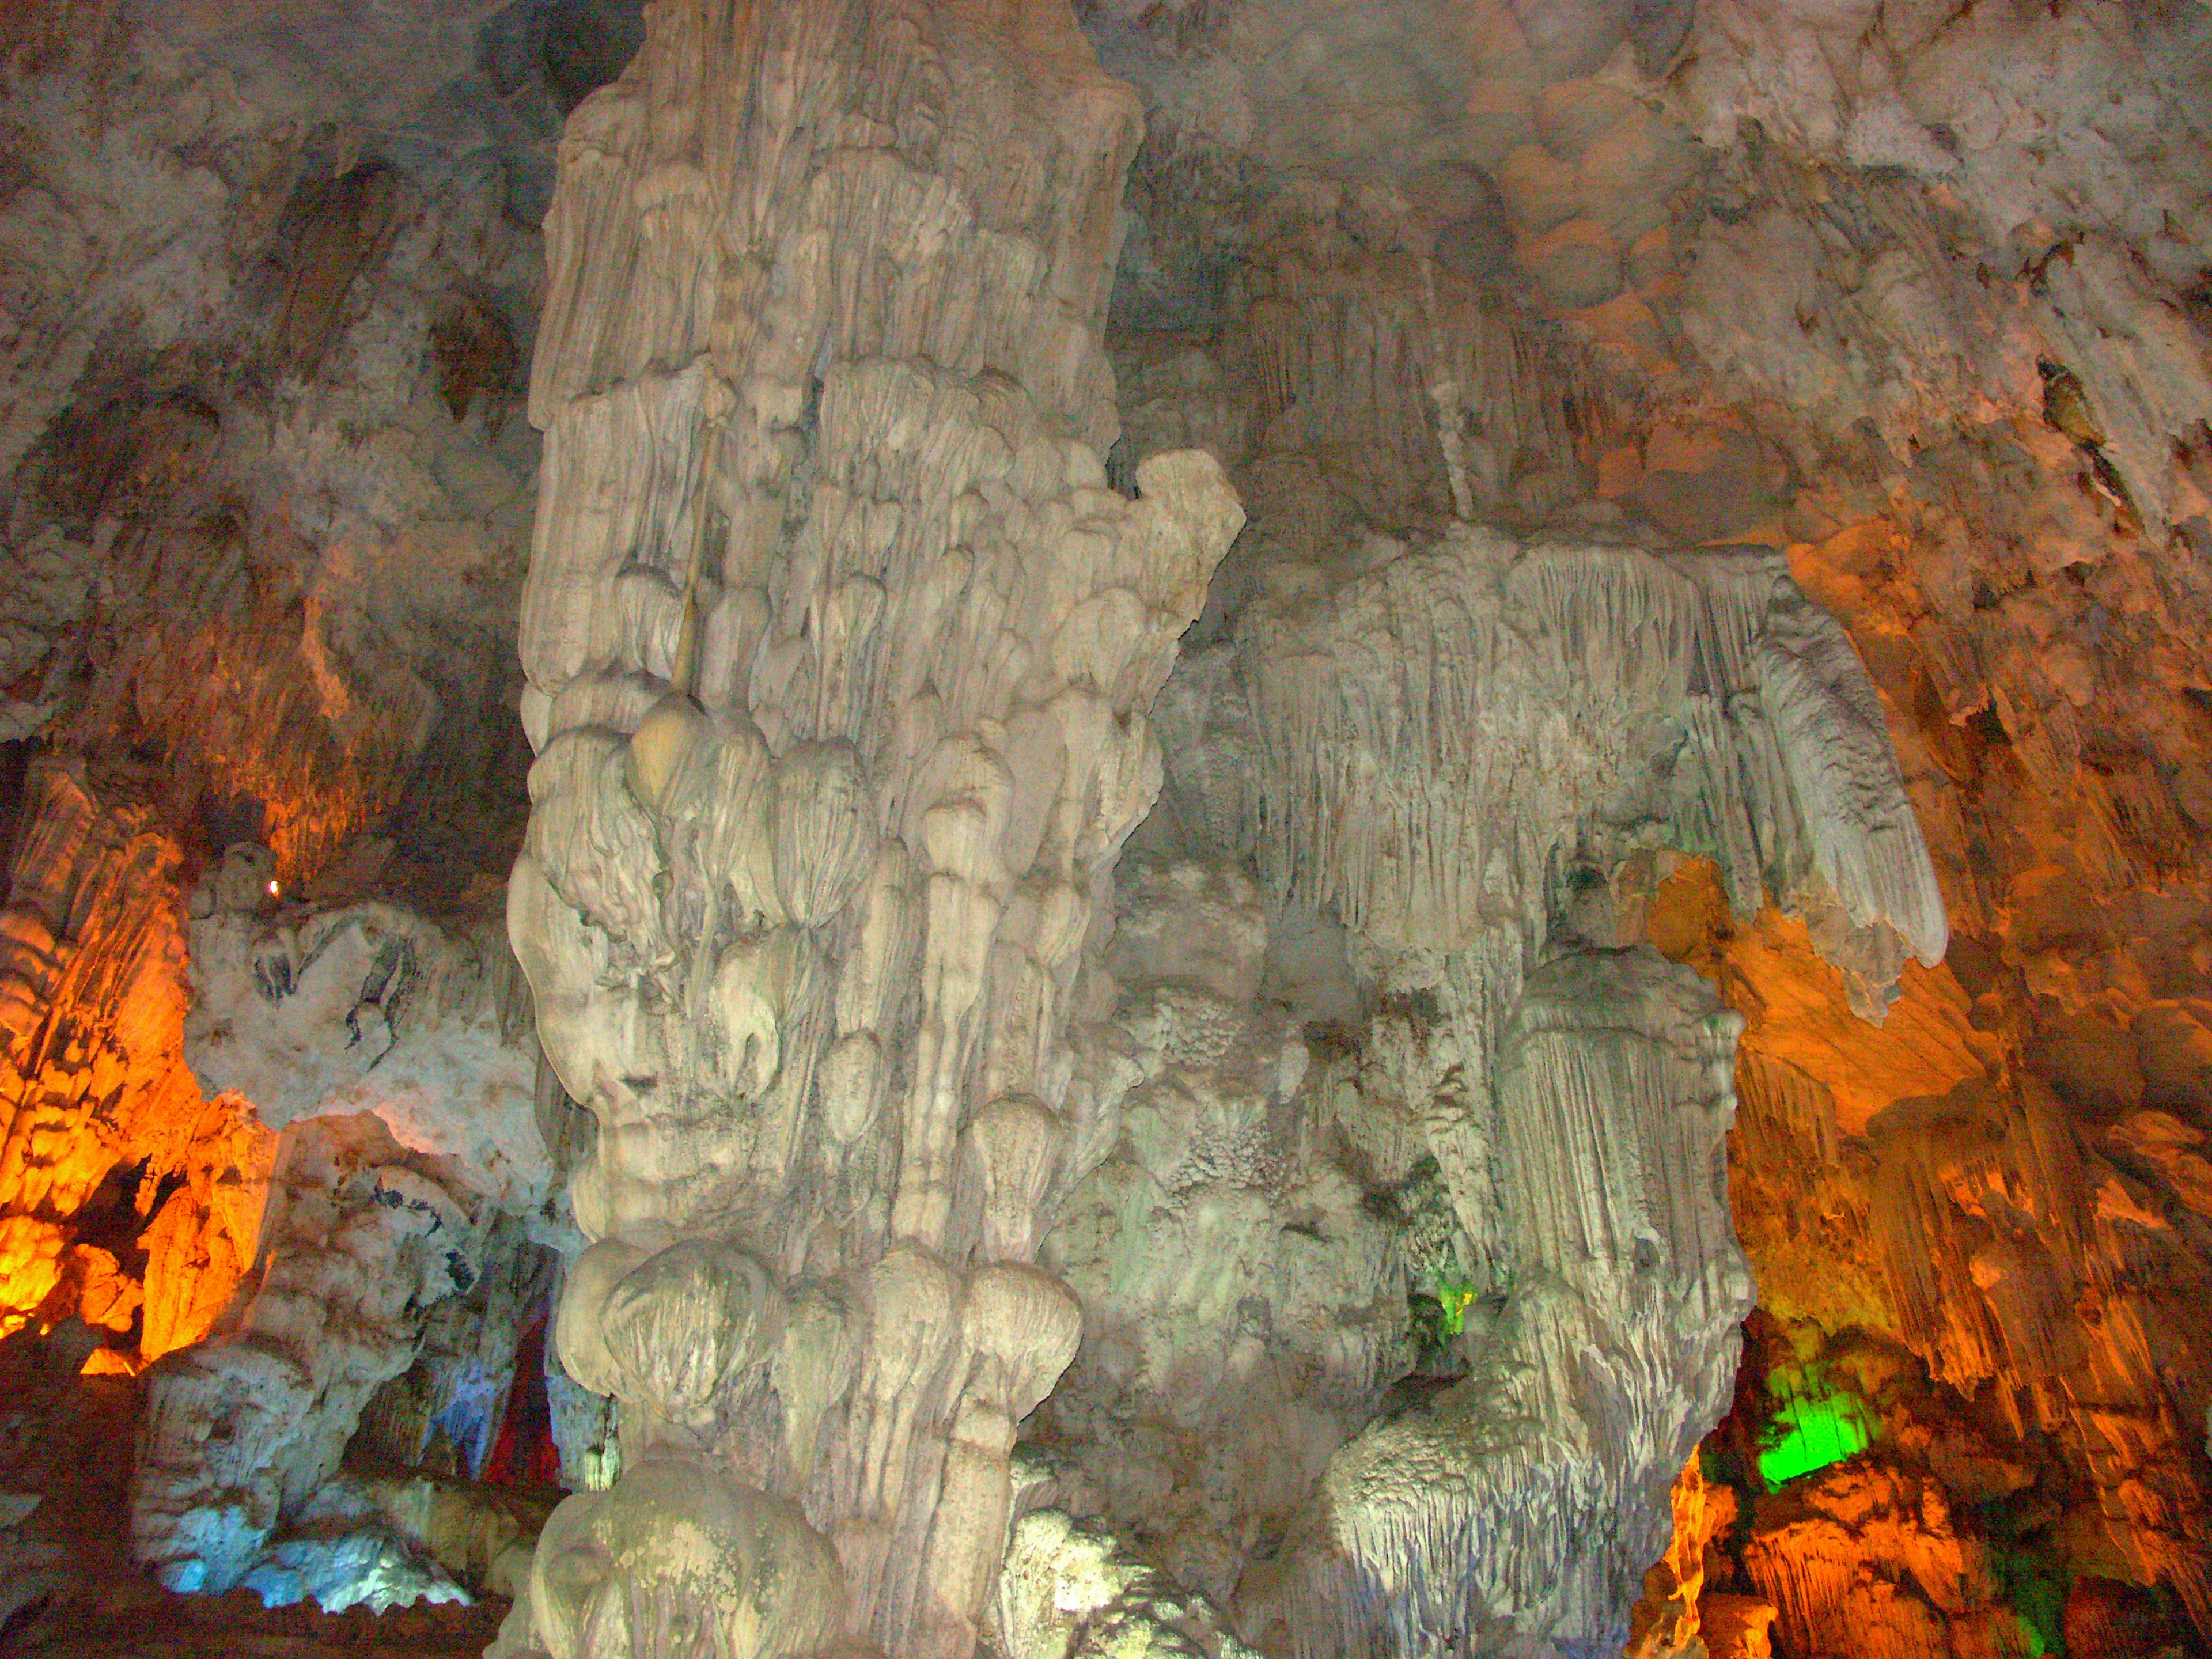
[0,1215,67,1335]
[0,763,276,1361]
[1743,1461,2018,1658]
[1625,1455,1724,1657]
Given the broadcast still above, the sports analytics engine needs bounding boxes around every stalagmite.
[528,1465,842,1659]
[503,3,1242,1655]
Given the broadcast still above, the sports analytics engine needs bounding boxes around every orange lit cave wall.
[0,586,516,1373]
[1619,416,2212,1657]
[0,490,438,1364]
[0,757,268,1366]
[0,637,427,1372]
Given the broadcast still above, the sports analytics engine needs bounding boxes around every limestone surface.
[1,0,2208,1651]
[502,3,1242,1657]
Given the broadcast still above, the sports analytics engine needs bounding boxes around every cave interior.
[2,0,2211,1656]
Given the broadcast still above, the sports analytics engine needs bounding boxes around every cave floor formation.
[1,1343,516,1659]
[9,1578,506,1659]
[4,0,2212,1656]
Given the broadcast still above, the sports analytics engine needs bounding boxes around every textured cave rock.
[184,891,549,1213]
[129,1115,498,1608]
[994,1501,1264,1659]
[501,0,1945,1637]
[1086,0,2212,1639]
[1,0,549,1353]
[0,0,2208,1650]
[0,0,585,1622]
[115,823,574,1602]
[1034,855,1393,1608]
[502,2,1241,1656]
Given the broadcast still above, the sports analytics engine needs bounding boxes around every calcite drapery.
[505,2,1242,1655]
[1130,522,1947,1656]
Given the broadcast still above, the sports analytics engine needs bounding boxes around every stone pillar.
[506,2,1244,1654]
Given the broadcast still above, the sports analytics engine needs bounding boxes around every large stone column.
[505,2,1243,1655]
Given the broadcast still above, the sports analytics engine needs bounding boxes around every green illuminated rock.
[1758,1378,1873,1490]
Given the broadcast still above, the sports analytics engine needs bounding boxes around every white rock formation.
[185,895,551,1214]
[1040,857,1402,1605]
[129,1114,487,1604]
[1124,521,1944,1654]
[502,2,1243,1657]
[994,1503,1264,1659]
[1259,949,1752,1658]
[116,868,577,1608]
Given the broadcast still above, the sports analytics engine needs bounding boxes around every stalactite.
[1230,525,1944,1020]
[1743,1463,2029,1659]
[1225,247,1616,531]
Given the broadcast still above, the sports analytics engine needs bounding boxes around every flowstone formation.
[1018,524,1945,1659]
[128,870,565,1610]
[1277,948,1748,1659]
[1033,855,1397,1609]
[501,2,1242,1656]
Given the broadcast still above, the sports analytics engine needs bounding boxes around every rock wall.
[0,760,214,1345]
[126,878,568,1607]
[0,0,557,1367]
[0,0,614,1628]
[1644,0,2212,1637]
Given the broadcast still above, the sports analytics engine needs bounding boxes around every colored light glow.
[1437,1279,1478,1336]
[1757,1376,1873,1490]
[1997,1542,2067,1658]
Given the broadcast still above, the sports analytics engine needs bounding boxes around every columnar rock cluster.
[503,2,1241,1654]
[491,0,1971,1650]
